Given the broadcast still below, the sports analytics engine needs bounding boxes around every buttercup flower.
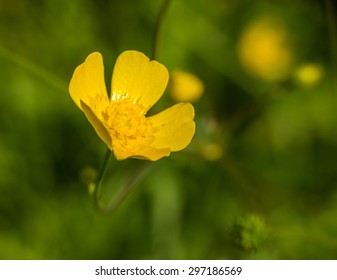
[237,17,293,81]
[69,51,195,161]
[295,63,323,86]
[170,70,204,102]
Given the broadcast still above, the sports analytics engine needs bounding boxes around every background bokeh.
[1,0,337,259]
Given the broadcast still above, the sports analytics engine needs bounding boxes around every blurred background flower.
[237,17,293,81]
[169,70,204,102]
[295,63,324,86]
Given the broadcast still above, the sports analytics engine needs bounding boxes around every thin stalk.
[324,0,337,91]
[93,148,151,214]
[98,162,151,215]
[151,0,172,60]
[93,148,112,210]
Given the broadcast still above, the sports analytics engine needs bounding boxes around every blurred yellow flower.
[237,18,293,81]
[295,63,323,86]
[69,51,195,161]
[170,70,204,102]
[200,143,224,161]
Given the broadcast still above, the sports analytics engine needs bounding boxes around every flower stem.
[95,148,111,191]
[324,0,337,91]
[93,148,112,208]
[93,148,151,214]
[151,0,172,60]
[97,161,151,215]
[96,148,112,187]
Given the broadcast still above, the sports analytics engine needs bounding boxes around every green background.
[1,0,337,259]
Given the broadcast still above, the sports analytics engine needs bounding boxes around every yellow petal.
[111,51,169,110]
[148,103,195,151]
[69,52,109,110]
[80,101,112,146]
[113,145,171,161]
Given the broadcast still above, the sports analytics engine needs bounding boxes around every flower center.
[102,99,154,152]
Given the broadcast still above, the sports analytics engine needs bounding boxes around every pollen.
[103,98,154,152]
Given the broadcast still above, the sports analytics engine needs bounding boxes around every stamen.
[103,98,154,154]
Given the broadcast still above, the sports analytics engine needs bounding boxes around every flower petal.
[113,145,171,161]
[80,101,112,146]
[111,51,169,110]
[69,52,109,110]
[148,103,195,151]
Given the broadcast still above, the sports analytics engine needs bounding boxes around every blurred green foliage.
[1,0,337,259]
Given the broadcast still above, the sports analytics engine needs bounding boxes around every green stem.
[93,148,151,214]
[151,0,172,60]
[324,0,337,91]
[95,148,111,191]
[98,161,151,215]
[93,148,112,209]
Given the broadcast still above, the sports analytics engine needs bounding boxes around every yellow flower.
[237,18,293,81]
[69,51,195,161]
[170,70,204,102]
[200,143,224,161]
[295,63,323,86]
